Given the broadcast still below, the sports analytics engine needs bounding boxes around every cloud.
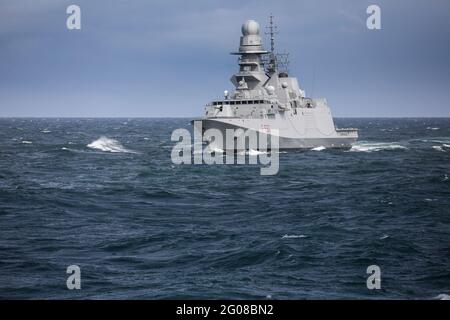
[0,0,449,116]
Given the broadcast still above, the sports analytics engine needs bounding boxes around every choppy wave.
[2,118,450,299]
[432,146,445,152]
[248,149,268,156]
[87,136,137,153]
[236,149,270,156]
[421,138,450,144]
[282,234,307,239]
[434,294,450,300]
[350,142,407,152]
[202,146,224,154]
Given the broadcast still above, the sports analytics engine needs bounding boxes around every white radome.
[241,20,260,36]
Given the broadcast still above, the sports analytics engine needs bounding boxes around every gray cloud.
[0,0,449,117]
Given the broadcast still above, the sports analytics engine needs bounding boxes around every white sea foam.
[426,127,440,130]
[87,136,137,153]
[443,144,450,148]
[21,140,32,144]
[282,234,306,239]
[235,149,270,156]
[432,145,445,152]
[311,146,326,151]
[434,294,450,300]
[41,129,51,133]
[195,146,225,155]
[248,149,268,156]
[379,235,389,240]
[426,138,450,144]
[204,146,224,154]
[350,142,407,152]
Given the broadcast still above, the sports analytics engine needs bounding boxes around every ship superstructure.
[193,17,358,150]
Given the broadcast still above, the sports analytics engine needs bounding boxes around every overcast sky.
[1,0,449,117]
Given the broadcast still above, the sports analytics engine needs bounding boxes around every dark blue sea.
[0,118,449,299]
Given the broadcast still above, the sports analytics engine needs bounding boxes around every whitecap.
[282,234,306,239]
[248,149,268,156]
[41,129,51,133]
[87,136,137,154]
[443,144,450,148]
[432,145,445,152]
[21,140,32,144]
[195,146,225,155]
[427,139,450,144]
[311,146,326,151]
[379,235,389,240]
[434,294,450,300]
[350,142,407,152]
[203,146,224,154]
[426,127,440,130]
[235,149,269,156]
[211,147,224,153]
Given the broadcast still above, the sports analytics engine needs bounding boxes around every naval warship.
[193,16,358,150]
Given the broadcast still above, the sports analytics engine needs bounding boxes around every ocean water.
[0,118,449,299]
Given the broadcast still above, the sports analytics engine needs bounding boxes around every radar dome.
[241,20,260,36]
[266,86,275,95]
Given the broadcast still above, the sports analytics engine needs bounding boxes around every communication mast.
[266,13,278,54]
[263,14,289,74]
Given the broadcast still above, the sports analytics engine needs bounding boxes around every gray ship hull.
[194,118,358,150]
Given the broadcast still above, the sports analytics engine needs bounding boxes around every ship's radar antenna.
[265,13,278,54]
[264,14,279,73]
[263,14,290,74]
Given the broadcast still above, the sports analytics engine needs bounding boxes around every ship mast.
[265,14,278,74]
[266,13,278,54]
[264,14,290,75]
